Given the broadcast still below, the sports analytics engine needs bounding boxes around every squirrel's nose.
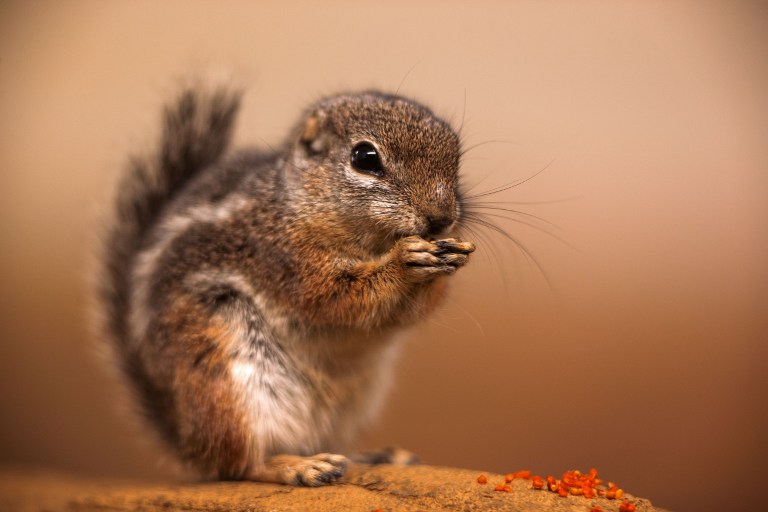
[426,214,455,236]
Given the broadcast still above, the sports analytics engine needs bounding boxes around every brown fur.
[98,86,474,485]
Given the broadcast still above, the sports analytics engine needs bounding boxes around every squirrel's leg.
[152,285,349,485]
[150,291,257,479]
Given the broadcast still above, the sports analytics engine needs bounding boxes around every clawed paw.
[292,453,349,487]
[397,235,475,280]
[354,446,421,465]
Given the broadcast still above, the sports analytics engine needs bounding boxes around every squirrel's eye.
[350,142,383,175]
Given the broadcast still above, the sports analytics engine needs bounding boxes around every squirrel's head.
[287,92,463,253]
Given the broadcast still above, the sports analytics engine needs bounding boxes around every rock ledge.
[0,465,672,512]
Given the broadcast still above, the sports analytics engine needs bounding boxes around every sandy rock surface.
[0,465,673,512]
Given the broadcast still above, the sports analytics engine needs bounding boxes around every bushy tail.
[99,86,241,357]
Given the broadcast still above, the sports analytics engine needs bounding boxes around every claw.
[434,239,476,254]
[396,235,474,281]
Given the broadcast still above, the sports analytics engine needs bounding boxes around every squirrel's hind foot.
[353,446,421,466]
[249,453,349,486]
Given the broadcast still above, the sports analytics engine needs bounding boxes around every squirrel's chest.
[228,331,400,455]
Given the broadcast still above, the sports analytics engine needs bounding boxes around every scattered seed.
[483,467,633,508]
[619,501,636,512]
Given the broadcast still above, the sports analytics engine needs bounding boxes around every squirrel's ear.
[300,115,320,143]
[299,112,327,155]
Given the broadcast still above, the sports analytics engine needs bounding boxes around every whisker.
[464,204,561,230]
[468,197,581,206]
[460,139,522,158]
[442,292,486,339]
[458,88,467,137]
[459,174,495,197]
[395,62,420,95]
[463,159,555,200]
[459,156,493,163]
[458,221,502,275]
[462,214,554,291]
[460,215,516,282]
[464,211,576,251]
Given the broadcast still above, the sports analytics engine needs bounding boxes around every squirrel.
[97,85,475,486]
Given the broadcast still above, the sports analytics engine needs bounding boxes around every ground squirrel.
[97,86,475,485]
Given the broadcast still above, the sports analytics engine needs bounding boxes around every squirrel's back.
[98,87,241,437]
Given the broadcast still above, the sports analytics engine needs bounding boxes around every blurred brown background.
[1,2,766,511]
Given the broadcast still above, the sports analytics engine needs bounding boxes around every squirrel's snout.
[425,214,456,237]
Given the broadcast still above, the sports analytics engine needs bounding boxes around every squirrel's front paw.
[396,235,475,281]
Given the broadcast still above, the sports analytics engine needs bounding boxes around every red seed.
[476,474,488,484]
[485,467,628,504]
[619,502,636,512]
[590,507,603,512]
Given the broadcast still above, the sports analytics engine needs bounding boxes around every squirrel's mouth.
[389,213,458,244]
[393,230,456,243]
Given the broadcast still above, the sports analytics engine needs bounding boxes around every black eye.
[350,142,383,175]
